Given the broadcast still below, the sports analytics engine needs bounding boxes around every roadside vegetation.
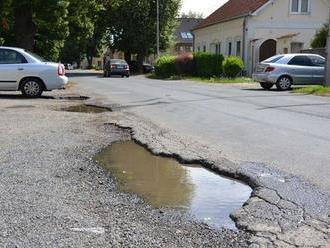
[0,0,180,70]
[292,85,330,96]
[153,52,251,84]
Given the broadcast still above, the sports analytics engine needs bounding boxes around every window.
[236,41,241,57]
[291,0,310,14]
[186,32,193,39]
[203,45,206,52]
[288,55,313,66]
[309,55,325,67]
[215,43,221,54]
[0,49,27,64]
[228,42,232,56]
[263,55,285,63]
[197,46,201,52]
[291,42,304,53]
[180,32,193,39]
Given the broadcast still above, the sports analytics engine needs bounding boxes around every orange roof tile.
[194,0,269,30]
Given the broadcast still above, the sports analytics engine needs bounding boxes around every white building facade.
[193,0,329,75]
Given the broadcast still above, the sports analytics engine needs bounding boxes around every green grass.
[185,76,254,84]
[292,86,330,96]
[147,74,254,84]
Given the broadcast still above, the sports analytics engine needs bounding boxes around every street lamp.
[156,0,160,57]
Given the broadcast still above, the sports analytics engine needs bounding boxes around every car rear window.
[308,56,325,67]
[262,55,285,63]
[111,59,126,64]
[24,50,47,62]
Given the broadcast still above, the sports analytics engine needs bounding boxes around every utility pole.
[156,0,160,57]
[326,5,330,86]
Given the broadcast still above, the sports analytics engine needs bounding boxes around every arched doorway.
[259,39,276,62]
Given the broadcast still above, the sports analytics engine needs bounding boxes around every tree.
[109,0,180,71]
[311,23,329,48]
[0,0,70,60]
[181,11,203,19]
[60,0,104,66]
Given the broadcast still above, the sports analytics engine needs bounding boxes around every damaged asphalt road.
[0,72,329,247]
[70,73,329,247]
[0,92,250,247]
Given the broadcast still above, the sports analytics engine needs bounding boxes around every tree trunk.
[124,52,131,63]
[87,55,93,68]
[13,2,36,51]
[137,53,145,73]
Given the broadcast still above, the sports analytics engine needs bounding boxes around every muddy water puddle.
[61,104,111,113]
[95,141,252,229]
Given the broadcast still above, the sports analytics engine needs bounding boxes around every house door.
[259,39,276,62]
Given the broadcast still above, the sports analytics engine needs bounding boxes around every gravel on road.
[0,92,250,247]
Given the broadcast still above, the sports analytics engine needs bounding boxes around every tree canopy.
[311,23,329,49]
[0,0,181,67]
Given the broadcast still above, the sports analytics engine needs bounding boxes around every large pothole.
[95,140,252,229]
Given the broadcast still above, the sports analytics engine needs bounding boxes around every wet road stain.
[61,104,111,113]
[95,141,252,229]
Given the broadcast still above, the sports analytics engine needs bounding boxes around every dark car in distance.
[104,59,130,78]
[128,60,154,74]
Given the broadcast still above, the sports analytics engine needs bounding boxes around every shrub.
[87,64,97,70]
[223,56,244,78]
[175,53,194,76]
[155,55,176,78]
[193,52,224,77]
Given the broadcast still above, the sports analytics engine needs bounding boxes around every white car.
[0,46,68,97]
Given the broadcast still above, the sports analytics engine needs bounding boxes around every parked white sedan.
[0,46,68,97]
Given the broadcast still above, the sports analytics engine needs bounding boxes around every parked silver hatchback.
[252,54,325,90]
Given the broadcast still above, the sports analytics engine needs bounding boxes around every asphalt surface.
[0,91,250,247]
[68,72,330,247]
[71,73,330,190]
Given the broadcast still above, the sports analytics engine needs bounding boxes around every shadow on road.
[0,94,55,100]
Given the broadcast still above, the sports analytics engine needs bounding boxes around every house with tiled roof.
[193,0,329,75]
[173,18,203,54]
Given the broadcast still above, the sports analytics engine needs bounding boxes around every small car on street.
[104,59,130,78]
[0,46,68,97]
[252,54,325,90]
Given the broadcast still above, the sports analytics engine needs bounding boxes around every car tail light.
[58,64,65,76]
[265,66,275,73]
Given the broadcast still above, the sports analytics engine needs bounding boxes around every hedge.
[154,53,225,78]
[223,56,245,78]
[154,55,176,78]
[193,52,224,77]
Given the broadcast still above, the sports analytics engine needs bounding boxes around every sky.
[181,0,228,17]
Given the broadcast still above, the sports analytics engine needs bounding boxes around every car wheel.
[121,75,125,78]
[21,78,43,98]
[260,82,274,90]
[276,76,292,91]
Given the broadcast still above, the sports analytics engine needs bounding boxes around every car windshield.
[24,50,48,62]
[262,55,285,63]
[111,59,126,64]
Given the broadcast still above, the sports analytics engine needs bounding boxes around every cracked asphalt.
[0,91,250,247]
[69,72,329,247]
[0,71,329,247]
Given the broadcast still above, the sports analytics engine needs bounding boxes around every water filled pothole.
[95,141,252,229]
[61,104,111,113]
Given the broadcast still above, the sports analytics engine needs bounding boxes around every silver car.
[252,54,325,91]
